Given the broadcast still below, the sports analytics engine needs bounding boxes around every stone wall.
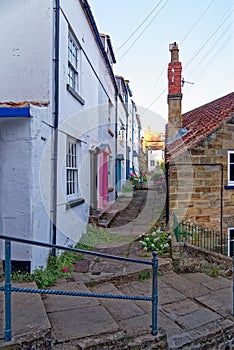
[171,240,233,274]
[169,119,234,238]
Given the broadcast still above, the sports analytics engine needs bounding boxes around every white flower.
[139,241,143,244]
[168,235,172,240]
[153,238,159,242]
[142,241,147,246]
[164,243,169,248]
[151,232,156,237]
[144,247,148,251]
[145,237,150,241]
[151,244,155,248]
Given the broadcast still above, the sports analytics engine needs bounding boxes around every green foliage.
[77,224,132,250]
[89,278,95,288]
[210,268,219,278]
[33,266,62,289]
[12,271,34,283]
[139,228,171,254]
[151,170,165,183]
[11,249,84,289]
[32,250,84,289]
[138,270,151,281]
[122,183,134,193]
[159,160,165,171]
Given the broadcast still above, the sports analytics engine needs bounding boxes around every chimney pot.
[169,42,179,62]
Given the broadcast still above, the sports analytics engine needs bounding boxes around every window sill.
[66,198,85,209]
[67,84,85,105]
[224,185,234,189]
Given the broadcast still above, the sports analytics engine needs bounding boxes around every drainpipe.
[125,111,129,179]
[125,81,132,178]
[125,92,129,179]
[52,0,60,255]
[220,164,223,254]
[132,101,135,173]
[115,91,118,199]
[165,162,169,227]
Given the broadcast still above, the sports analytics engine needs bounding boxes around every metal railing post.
[4,240,12,341]
[232,256,234,317]
[151,251,158,335]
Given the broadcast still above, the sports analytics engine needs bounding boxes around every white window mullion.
[66,138,79,198]
[68,32,80,93]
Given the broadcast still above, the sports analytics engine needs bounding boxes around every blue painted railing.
[0,234,158,342]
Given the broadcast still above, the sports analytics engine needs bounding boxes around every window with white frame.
[228,227,234,257]
[228,151,234,185]
[68,33,80,92]
[66,138,79,197]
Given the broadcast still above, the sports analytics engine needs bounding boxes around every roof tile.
[166,92,234,161]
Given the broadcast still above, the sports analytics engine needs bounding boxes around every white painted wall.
[0,0,118,271]
[54,0,117,239]
[148,149,164,172]
[0,119,32,261]
[0,0,52,103]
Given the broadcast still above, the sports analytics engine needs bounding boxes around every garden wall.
[171,240,232,275]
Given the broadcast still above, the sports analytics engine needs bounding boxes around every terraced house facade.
[0,0,140,271]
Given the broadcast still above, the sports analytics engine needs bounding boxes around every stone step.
[50,280,168,349]
[0,282,51,349]
[97,210,119,228]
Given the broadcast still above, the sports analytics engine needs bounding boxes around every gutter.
[81,0,118,92]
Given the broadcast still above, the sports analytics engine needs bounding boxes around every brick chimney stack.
[167,42,182,138]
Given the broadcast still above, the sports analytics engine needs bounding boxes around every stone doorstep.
[97,210,119,228]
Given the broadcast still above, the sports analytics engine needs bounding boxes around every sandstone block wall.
[169,120,234,240]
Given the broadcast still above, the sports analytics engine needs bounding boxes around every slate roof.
[166,92,234,162]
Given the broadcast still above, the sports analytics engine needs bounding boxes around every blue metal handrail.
[0,234,158,342]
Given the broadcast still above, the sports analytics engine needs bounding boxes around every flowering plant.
[139,228,171,254]
[129,173,139,187]
[129,173,138,180]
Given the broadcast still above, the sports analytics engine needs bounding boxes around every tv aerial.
[181,78,194,87]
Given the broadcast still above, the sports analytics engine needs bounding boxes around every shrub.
[139,228,171,254]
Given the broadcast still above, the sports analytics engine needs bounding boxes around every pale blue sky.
[89,0,233,130]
